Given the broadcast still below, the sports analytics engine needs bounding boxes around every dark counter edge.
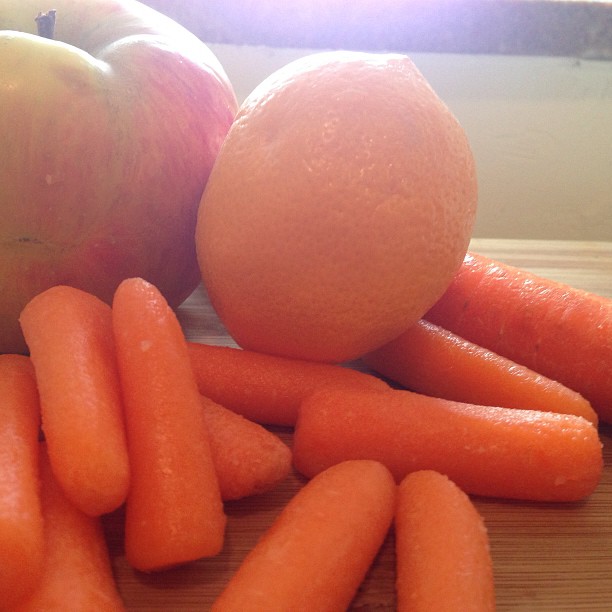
[145,0,612,61]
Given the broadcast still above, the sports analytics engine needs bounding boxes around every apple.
[0,0,237,353]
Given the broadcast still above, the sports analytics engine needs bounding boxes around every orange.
[196,51,477,363]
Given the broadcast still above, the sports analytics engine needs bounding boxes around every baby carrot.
[293,387,603,502]
[188,341,389,426]
[395,470,495,612]
[112,277,225,572]
[0,355,44,609]
[212,460,396,612]
[19,285,130,517]
[12,444,125,612]
[425,251,612,422]
[201,395,292,501]
[363,319,597,424]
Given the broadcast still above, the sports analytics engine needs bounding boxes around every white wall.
[209,44,612,241]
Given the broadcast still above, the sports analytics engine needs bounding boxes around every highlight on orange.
[197,50,477,363]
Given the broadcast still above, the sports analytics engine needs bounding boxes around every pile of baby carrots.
[0,250,610,610]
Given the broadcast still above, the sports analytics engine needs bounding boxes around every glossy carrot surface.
[0,355,44,609]
[188,341,388,425]
[19,285,130,517]
[12,444,125,611]
[293,387,603,502]
[112,278,225,572]
[425,251,612,422]
[395,470,495,612]
[201,395,292,501]
[363,319,597,424]
[213,460,396,611]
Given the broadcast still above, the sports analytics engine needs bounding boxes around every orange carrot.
[212,460,396,612]
[201,395,292,501]
[363,319,597,424]
[12,443,124,612]
[188,341,389,426]
[293,387,603,502]
[0,355,44,609]
[19,285,130,517]
[425,251,612,422]
[112,277,225,572]
[395,470,495,612]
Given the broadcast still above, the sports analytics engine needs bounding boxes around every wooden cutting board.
[103,238,612,610]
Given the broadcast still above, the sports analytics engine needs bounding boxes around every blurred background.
[145,0,612,241]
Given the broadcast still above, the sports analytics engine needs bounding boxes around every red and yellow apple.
[0,0,237,353]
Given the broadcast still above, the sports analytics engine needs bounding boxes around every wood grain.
[103,239,612,610]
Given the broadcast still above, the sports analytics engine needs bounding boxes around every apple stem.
[35,9,56,39]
